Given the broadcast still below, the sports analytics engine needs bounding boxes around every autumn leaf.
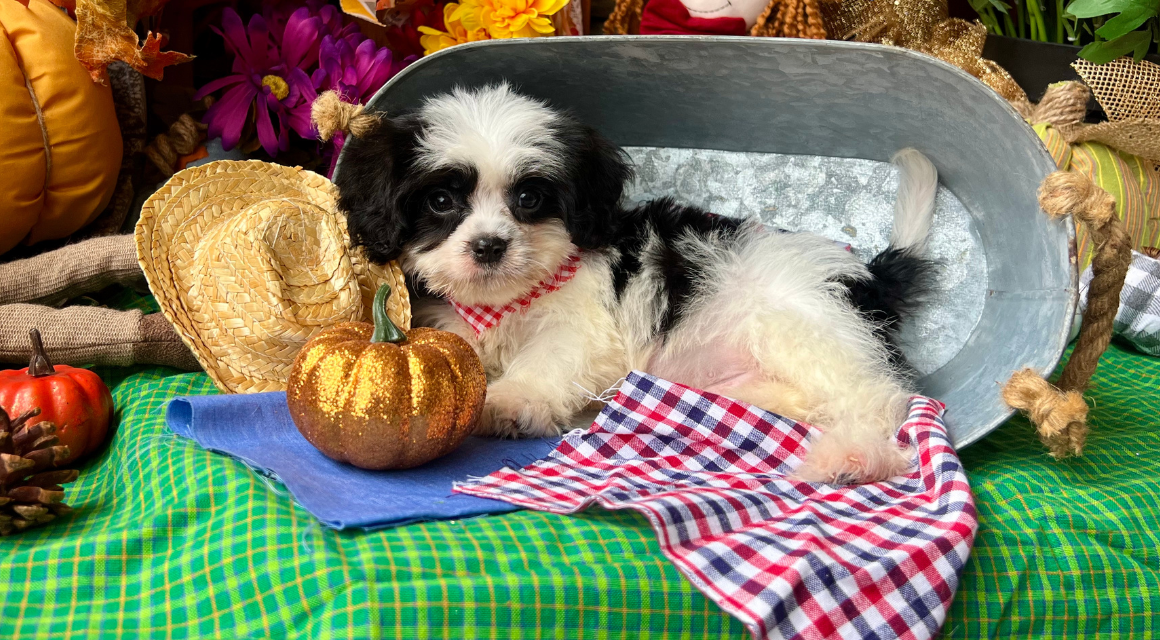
[73,0,192,84]
[135,31,193,79]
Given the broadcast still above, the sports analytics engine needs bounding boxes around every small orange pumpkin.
[287,284,486,469]
[0,330,114,465]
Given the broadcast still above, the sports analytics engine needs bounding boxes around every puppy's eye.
[426,190,454,213]
[517,190,541,210]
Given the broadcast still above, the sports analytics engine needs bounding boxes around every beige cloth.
[0,232,200,370]
[0,235,142,307]
[0,304,200,370]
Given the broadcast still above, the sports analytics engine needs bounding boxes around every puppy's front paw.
[794,431,913,485]
[474,386,562,438]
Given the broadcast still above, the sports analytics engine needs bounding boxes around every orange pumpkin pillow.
[0,0,122,256]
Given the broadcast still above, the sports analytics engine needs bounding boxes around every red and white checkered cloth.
[449,250,583,335]
[456,371,977,640]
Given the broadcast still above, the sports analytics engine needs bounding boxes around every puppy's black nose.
[471,236,508,264]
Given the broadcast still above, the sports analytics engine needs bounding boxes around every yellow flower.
[451,0,568,39]
[418,3,490,56]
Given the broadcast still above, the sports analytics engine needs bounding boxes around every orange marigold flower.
[418,3,490,55]
[451,0,569,39]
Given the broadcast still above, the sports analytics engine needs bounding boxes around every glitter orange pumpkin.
[287,284,486,470]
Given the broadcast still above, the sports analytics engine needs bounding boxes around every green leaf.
[1094,3,1159,37]
[1078,29,1153,62]
[969,0,1010,13]
[1066,0,1156,18]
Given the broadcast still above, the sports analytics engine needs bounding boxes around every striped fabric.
[0,287,1158,638]
[1034,124,1160,271]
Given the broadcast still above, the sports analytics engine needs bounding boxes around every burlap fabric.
[1066,58,1160,166]
[0,305,199,370]
[0,235,199,370]
[0,236,142,308]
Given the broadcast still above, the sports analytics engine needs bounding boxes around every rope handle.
[1002,171,1133,457]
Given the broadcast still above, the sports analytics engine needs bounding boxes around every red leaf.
[135,31,193,80]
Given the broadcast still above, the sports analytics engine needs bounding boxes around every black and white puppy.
[335,84,938,484]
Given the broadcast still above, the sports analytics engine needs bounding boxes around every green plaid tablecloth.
[1,291,1157,638]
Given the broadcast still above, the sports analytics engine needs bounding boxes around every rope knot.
[1002,369,1089,457]
[311,91,381,142]
[1037,170,1116,226]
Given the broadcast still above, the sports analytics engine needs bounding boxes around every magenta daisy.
[194,7,323,157]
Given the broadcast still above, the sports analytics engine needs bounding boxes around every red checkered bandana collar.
[449,251,583,336]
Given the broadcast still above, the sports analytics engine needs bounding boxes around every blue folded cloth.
[166,392,559,530]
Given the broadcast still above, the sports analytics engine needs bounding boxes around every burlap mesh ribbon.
[1067,58,1160,166]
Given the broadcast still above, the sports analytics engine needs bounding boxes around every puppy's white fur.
[414,84,567,187]
[890,148,938,254]
[403,86,939,484]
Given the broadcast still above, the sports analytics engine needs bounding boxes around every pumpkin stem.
[27,329,56,377]
[371,285,406,344]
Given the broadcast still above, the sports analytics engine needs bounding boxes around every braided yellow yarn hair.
[602,0,827,38]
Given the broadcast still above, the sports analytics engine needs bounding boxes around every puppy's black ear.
[334,115,418,263]
[566,126,633,249]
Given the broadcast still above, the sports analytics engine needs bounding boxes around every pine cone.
[0,407,78,535]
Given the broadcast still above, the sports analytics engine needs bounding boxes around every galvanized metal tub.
[338,36,1078,448]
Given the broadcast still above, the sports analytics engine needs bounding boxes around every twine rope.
[145,114,206,177]
[1002,171,1133,457]
[311,91,380,142]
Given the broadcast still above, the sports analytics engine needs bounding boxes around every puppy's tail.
[888,148,938,255]
[846,149,939,367]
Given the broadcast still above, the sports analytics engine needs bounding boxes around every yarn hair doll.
[604,0,827,38]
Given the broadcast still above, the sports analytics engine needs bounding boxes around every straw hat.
[136,160,410,394]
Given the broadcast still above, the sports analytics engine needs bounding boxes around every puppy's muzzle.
[471,236,508,265]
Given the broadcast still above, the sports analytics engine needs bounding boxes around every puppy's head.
[335,83,632,306]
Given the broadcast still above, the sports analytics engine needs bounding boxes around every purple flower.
[311,32,416,176]
[266,0,358,59]
[194,7,323,157]
[313,34,414,104]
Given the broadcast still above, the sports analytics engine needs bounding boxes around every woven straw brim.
[136,160,410,394]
